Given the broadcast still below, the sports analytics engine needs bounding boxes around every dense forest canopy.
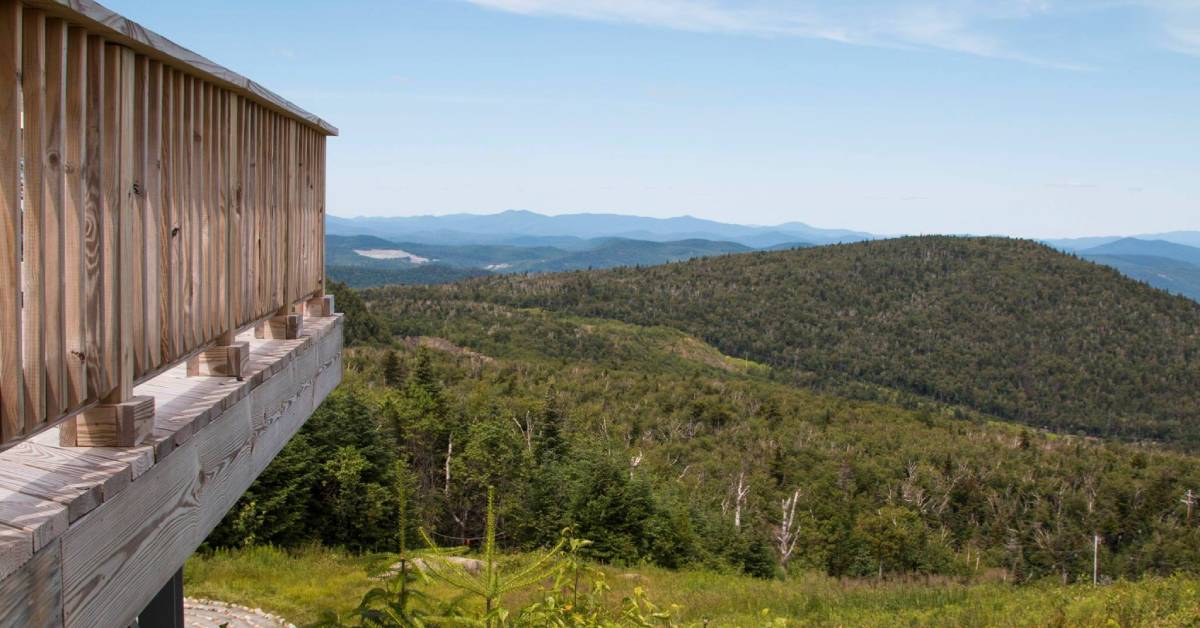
[364,236,1200,448]
[212,264,1200,584]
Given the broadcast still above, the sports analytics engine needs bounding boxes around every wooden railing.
[0,0,336,446]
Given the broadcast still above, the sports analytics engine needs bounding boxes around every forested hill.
[365,236,1200,447]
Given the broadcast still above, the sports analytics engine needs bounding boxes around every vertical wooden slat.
[203,81,215,341]
[0,0,22,441]
[220,91,232,337]
[98,42,122,399]
[82,35,103,400]
[180,73,192,352]
[228,94,241,329]
[106,45,134,403]
[22,8,47,432]
[131,54,146,377]
[43,18,67,420]
[158,66,173,363]
[198,80,210,343]
[63,26,87,409]
[144,60,161,370]
[190,76,201,349]
[170,69,184,359]
[318,133,325,295]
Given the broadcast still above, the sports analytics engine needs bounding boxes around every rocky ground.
[183,599,295,628]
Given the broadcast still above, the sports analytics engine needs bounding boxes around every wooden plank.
[2,1,26,442]
[0,525,31,585]
[189,75,201,351]
[0,536,60,624]
[108,45,135,403]
[227,94,240,332]
[43,18,68,422]
[0,483,67,552]
[60,440,200,628]
[22,8,47,433]
[180,73,193,353]
[158,66,174,364]
[144,60,162,371]
[6,440,130,502]
[31,427,153,480]
[131,54,147,378]
[202,81,215,343]
[169,69,184,361]
[82,35,103,402]
[0,460,101,522]
[197,396,252,537]
[62,26,87,411]
[98,42,121,399]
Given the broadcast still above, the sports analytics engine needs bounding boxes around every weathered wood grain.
[111,46,135,403]
[67,395,153,448]
[144,59,162,371]
[62,26,87,412]
[196,396,251,537]
[131,54,147,378]
[60,441,199,628]
[5,440,129,501]
[0,0,21,442]
[22,8,47,433]
[82,35,102,403]
[0,484,67,552]
[43,18,68,422]
[0,459,100,522]
[0,537,60,625]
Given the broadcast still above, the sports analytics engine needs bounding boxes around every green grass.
[185,545,1200,627]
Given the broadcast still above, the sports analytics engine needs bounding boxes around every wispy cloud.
[461,0,1200,67]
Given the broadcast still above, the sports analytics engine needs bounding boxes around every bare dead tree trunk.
[444,434,453,496]
[734,470,750,530]
[777,488,801,567]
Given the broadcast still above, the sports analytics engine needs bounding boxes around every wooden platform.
[0,314,343,628]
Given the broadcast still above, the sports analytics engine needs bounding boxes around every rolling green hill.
[368,236,1200,447]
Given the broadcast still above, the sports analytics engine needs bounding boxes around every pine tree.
[535,385,567,465]
[383,350,403,388]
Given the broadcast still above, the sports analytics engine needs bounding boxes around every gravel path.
[183,599,296,628]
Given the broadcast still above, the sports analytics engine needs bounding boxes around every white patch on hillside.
[354,249,432,264]
[485,263,512,270]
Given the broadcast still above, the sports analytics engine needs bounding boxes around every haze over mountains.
[326,212,1200,301]
[326,210,873,248]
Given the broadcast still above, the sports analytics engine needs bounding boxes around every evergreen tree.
[383,350,404,388]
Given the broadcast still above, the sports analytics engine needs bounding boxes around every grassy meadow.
[185,544,1200,627]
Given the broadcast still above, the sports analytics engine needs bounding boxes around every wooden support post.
[59,395,154,447]
[255,305,301,340]
[186,335,249,379]
[304,292,334,318]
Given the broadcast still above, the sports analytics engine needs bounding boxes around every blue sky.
[103,0,1198,237]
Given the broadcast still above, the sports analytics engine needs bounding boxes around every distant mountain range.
[325,233,765,288]
[325,213,1199,300]
[326,210,872,248]
[1059,237,1200,302]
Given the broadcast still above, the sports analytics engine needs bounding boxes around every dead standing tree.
[777,488,802,567]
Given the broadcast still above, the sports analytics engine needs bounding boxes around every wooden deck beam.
[0,313,341,626]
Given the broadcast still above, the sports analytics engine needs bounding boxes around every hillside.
[225,285,1200,589]
[368,236,1200,447]
[1081,254,1200,302]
